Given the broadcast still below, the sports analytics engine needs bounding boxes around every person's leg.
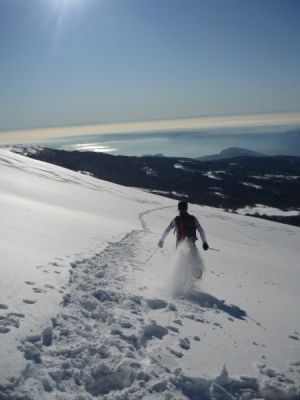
[189,240,203,279]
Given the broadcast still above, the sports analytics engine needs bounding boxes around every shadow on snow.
[186,291,247,320]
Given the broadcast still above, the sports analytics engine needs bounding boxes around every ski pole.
[209,247,220,252]
[144,248,159,265]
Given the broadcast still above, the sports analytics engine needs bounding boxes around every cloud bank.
[1,112,300,145]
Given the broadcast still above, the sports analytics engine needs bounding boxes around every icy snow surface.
[0,149,300,399]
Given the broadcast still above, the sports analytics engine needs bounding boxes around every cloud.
[1,112,300,145]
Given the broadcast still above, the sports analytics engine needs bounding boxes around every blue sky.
[0,0,300,132]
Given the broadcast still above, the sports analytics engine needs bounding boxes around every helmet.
[178,201,188,212]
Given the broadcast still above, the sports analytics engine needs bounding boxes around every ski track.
[138,206,174,234]
[1,208,300,399]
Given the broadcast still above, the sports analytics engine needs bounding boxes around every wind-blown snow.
[167,241,205,297]
[0,149,300,399]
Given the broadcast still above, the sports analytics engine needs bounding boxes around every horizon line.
[1,111,300,145]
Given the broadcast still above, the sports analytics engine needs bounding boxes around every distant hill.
[10,145,300,228]
[197,147,266,161]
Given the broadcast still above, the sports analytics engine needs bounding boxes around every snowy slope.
[0,148,299,399]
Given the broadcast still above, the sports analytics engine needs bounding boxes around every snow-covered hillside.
[0,148,299,399]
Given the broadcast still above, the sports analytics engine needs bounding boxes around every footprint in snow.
[179,337,191,350]
[173,319,183,326]
[50,262,59,267]
[25,281,35,286]
[0,304,8,310]
[95,271,105,279]
[0,327,10,334]
[167,325,180,333]
[22,299,36,305]
[167,347,183,358]
[146,298,168,310]
[44,284,55,289]
[120,321,133,329]
[0,313,24,330]
[10,313,25,318]
[289,334,299,341]
[32,288,45,294]
[140,323,168,346]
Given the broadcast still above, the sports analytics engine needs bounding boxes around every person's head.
[178,201,188,213]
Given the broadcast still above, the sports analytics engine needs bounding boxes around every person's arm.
[195,218,209,250]
[158,219,176,247]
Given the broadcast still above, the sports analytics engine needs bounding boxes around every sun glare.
[49,0,84,40]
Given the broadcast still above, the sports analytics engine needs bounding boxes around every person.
[158,201,209,250]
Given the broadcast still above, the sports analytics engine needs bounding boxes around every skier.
[158,201,209,250]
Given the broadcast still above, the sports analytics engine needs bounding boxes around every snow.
[171,191,189,198]
[142,166,157,176]
[209,186,226,198]
[148,189,189,199]
[174,163,185,170]
[252,174,300,181]
[10,144,42,156]
[242,182,263,190]
[213,191,226,198]
[173,164,228,180]
[203,171,223,180]
[78,170,94,176]
[0,148,167,383]
[236,204,299,216]
[0,148,300,399]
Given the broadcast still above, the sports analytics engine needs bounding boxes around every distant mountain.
[197,147,266,161]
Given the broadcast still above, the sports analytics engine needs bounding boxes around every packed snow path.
[2,210,300,399]
[0,228,256,399]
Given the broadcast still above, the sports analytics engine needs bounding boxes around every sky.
[0,0,300,138]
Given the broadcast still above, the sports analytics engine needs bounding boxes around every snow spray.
[167,240,205,298]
